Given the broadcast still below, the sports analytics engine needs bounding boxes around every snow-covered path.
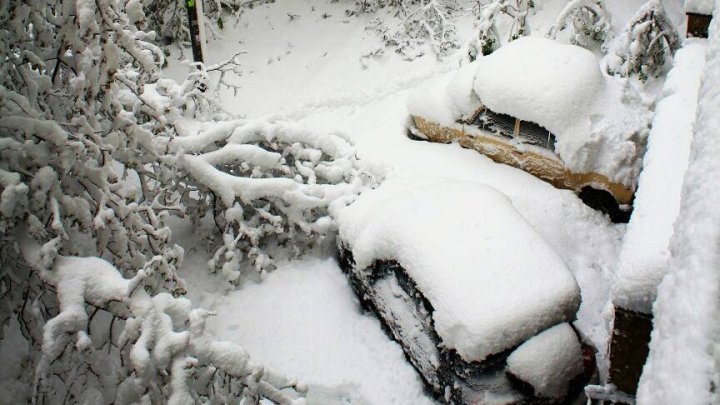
[165,1,642,402]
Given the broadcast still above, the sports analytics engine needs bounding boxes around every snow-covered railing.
[636,2,720,403]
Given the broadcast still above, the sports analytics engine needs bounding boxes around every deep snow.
[161,0,691,402]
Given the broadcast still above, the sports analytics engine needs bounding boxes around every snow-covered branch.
[605,0,679,80]
[469,0,533,59]
[547,0,611,50]
[349,0,461,60]
[0,0,370,402]
[167,120,375,284]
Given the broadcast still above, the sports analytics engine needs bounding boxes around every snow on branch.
[167,120,375,284]
[0,0,345,402]
[469,0,533,59]
[348,0,461,60]
[605,0,679,80]
[547,0,611,50]
[18,242,306,404]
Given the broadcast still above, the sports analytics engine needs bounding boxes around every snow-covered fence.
[167,120,374,284]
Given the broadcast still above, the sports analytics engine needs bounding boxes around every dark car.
[335,179,597,404]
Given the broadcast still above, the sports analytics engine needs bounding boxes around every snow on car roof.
[473,37,602,142]
[407,37,650,187]
[335,177,580,362]
[685,0,713,15]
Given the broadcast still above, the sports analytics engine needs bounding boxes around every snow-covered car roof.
[407,37,650,187]
[336,178,580,362]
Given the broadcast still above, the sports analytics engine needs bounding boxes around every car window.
[518,120,557,151]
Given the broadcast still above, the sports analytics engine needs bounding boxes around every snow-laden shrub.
[348,0,460,60]
[468,0,533,59]
[547,0,611,50]
[16,243,306,404]
[165,120,373,284]
[605,0,679,80]
[144,0,273,43]
[0,0,349,402]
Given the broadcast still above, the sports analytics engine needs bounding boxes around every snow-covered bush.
[166,120,372,284]
[605,0,679,80]
[144,0,272,44]
[0,0,359,402]
[469,0,533,59]
[547,0,611,50]
[348,0,460,60]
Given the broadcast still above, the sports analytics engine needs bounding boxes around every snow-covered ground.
[163,0,690,402]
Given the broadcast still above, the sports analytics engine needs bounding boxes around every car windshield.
[471,108,557,151]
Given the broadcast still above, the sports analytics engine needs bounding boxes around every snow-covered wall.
[637,2,720,403]
[685,0,714,14]
[612,39,707,314]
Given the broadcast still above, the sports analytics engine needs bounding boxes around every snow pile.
[335,178,580,362]
[685,0,713,14]
[612,39,707,314]
[506,323,584,399]
[406,60,482,126]
[637,10,720,404]
[202,258,434,405]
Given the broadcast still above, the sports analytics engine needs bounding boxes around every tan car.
[408,37,649,222]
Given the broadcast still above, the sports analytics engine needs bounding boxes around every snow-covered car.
[336,179,596,404]
[407,37,650,222]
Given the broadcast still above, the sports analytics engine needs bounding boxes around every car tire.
[578,187,630,223]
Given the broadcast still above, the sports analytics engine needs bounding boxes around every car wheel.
[578,187,630,223]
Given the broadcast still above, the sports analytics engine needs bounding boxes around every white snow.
[685,0,714,15]
[336,178,580,362]
[637,8,720,404]
[158,1,665,401]
[196,258,433,405]
[506,323,584,399]
[612,39,707,314]
[406,60,482,126]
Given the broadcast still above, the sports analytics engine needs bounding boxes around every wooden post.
[185,0,208,63]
